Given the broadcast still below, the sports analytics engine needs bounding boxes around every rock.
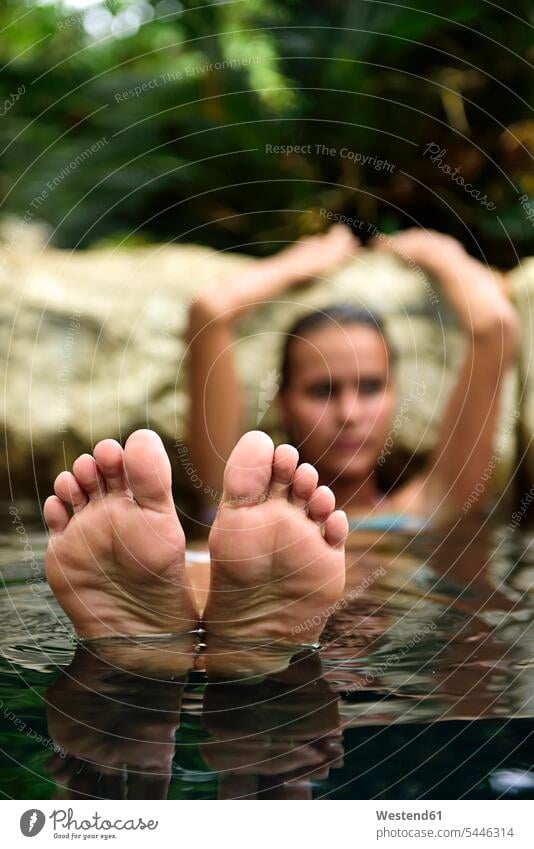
[0,231,529,508]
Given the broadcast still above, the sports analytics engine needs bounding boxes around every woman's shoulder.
[383,474,431,516]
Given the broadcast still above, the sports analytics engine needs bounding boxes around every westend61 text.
[376,810,442,820]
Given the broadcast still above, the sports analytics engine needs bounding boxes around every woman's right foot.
[44,430,198,640]
[204,432,348,646]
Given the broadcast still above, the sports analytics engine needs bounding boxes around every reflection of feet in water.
[201,652,343,799]
[46,646,343,800]
[204,431,348,644]
[45,644,189,799]
[44,430,197,639]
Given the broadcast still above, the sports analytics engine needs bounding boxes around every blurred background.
[0,0,532,264]
[0,0,533,514]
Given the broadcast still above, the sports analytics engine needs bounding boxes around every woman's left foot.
[204,432,348,645]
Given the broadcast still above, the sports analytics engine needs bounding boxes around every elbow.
[188,292,230,330]
[498,305,519,363]
[473,305,519,364]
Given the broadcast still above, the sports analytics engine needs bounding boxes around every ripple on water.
[0,517,534,800]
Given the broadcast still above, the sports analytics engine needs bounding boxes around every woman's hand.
[279,223,360,281]
[370,227,466,271]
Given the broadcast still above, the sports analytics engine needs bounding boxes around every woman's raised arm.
[186,225,359,505]
[374,229,518,519]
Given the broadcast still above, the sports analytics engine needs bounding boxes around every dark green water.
[1,505,533,800]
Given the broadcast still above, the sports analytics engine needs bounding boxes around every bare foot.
[204,431,348,645]
[44,430,198,639]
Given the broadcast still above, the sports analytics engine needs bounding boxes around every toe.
[222,430,275,506]
[324,509,349,550]
[124,429,174,511]
[290,463,319,509]
[54,471,88,513]
[269,443,299,500]
[72,454,106,499]
[93,439,129,494]
[43,495,70,535]
[308,485,336,524]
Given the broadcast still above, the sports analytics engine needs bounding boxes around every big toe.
[222,430,275,505]
[123,429,174,511]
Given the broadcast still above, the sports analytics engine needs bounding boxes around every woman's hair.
[279,303,395,391]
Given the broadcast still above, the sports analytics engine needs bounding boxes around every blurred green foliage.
[0,0,533,265]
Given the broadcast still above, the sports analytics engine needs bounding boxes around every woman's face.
[277,322,396,482]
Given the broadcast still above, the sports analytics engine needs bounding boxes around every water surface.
[1,505,533,799]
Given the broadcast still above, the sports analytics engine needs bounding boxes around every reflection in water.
[324,522,534,726]
[0,508,533,799]
[45,646,341,800]
[45,646,186,800]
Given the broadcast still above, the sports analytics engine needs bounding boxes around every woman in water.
[187,225,518,530]
[41,226,519,648]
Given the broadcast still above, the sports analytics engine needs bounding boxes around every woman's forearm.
[189,224,359,327]
[189,254,307,328]
[373,229,517,347]
[425,250,517,344]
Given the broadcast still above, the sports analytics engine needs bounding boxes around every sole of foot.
[203,431,348,650]
[44,429,198,642]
